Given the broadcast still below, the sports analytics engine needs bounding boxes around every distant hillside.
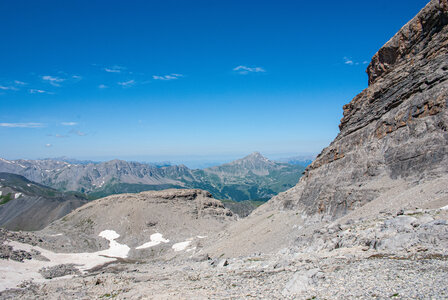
[0,153,306,203]
[276,154,315,166]
[0,172,87,231]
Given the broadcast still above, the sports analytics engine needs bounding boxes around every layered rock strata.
[269,0,448,218]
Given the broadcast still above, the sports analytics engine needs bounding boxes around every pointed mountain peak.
[243,152,268,161]
[205,152,279,176]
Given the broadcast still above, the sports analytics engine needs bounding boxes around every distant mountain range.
[276,154,316,166]
[0,152,307,202]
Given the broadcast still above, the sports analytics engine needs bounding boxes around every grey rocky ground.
[0,247,447,299]
[0,202,446,299]
[38,264,81,279]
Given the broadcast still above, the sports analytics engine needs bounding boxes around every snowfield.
[172,241,191,252]
[0,230,129,291]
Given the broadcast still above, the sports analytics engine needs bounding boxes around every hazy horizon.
[0,151,316,169]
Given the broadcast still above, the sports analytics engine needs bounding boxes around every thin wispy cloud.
[233,65,266,75]
[49,129,86,138]
[45,143,52,148]
[72,75,83,82]
[29,89,53,94]
[0,85,18,91]
[152,73,183,80]
[0,122,45,128]
[104,65,126,73]
[61,122,78,126]
[42,75,65,86]
[343,57,369,66]
[70,129,87,136]
[98,84,108,89]
[118,79,135,87]
[0,80,27,92]
[344,57,354,65]
[54,72,82,82]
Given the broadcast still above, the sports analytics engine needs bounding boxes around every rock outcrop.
[205,0,448,258]
[267,0,448,218]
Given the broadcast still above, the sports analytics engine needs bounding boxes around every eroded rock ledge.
[269,0,448,217]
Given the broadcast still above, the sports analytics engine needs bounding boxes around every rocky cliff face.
[268,0,448,218]
[204,0,448,259]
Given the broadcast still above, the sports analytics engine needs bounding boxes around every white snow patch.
[197,235,207,239]
[14,193,22,199]
[99,230,120,240]
[136,233,170,250]
[27,184,31,187]
[0,158,12,164]
[0,229,130,291]
[186,247,197,253]
[97,230,130,258]
[440,205,448,210]
[172,241,191,252]
[0,191,2,196]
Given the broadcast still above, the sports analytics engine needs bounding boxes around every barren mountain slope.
[0,173,87,231]
[39,189,235,259]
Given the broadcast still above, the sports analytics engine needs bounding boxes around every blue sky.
[0,0,429,164]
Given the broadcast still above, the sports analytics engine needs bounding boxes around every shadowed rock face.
[0,173,87,231]
[269,0,448,218]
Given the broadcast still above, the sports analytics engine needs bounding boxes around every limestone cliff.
[268,0,448,218]
[204,0,448,258]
